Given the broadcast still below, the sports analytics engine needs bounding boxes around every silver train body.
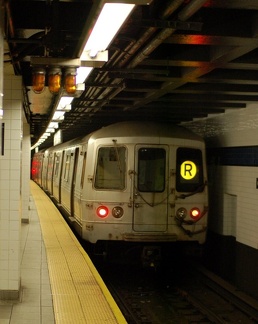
[32,121,208,246]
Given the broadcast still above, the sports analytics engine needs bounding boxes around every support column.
[21,122,31,223]
[0,75,22,299]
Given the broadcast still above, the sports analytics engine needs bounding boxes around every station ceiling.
[4,0,258,148]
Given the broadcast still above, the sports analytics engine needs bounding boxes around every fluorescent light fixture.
[31,95,74,149]
[57,96,74,110]
[41,133,50,139]
[81,3,135,59]
[46,128,55,133]
[52,111,65,121]
[49,122,59,129]
[76,67,93,83]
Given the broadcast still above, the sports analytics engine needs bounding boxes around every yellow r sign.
[180,161,197,180]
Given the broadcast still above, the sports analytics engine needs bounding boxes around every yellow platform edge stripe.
[30,180,127,324]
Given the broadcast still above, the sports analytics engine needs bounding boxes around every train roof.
[35,121,204,154]
[89,121,204,142]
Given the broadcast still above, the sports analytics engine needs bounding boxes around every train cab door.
[133,145,169,232]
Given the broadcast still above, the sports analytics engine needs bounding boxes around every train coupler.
[141,245,162,268]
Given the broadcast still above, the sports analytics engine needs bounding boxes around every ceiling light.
[76,67,93,83]
[57,96,74,110]
[41,133,50,139]
[46,128,55,133]
[52,111,65,121]
[48,67,62,94]
[64,67,77,94]
[80,3,135,59]
[49,122,59,129]
[32,67,46,94]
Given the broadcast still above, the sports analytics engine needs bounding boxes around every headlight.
[176,207,187,219]
[112,206,124,218]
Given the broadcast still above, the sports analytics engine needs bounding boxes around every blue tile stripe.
[207,146,258,166]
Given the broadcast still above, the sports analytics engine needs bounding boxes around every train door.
[52,152,59,199]
[46,153,53,193]
[58,151,65,203]
[133,145,169,232]
[42,156,47,189]
[73,151,87,222]
[70,147,79,217]
[39,154,45,187]
[52,151,64,204]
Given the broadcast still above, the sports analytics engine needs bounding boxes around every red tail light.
[190,207,201,220]
[96,206,109,218]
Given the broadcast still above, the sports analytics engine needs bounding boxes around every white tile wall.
[185,102,258,250]
[0,75,22,295]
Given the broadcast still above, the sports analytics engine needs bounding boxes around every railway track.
[96,259,258,323]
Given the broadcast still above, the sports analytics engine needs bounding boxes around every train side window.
[64,154,71,181]
[47,155,53,176]
[94,146,126,190]
[54,155,60,177]
[138,148,166,192]
[80,152,87,188]
[176,147,204,192]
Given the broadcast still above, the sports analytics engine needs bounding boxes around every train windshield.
[176,147,204,192]
[138,148,166,192]
[94,146,126,190]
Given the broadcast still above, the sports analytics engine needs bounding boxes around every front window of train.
[138,148,166,192]
[94,146,126,190]
[176,147,204,192]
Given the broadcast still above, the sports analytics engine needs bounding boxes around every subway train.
[31,121,208,262]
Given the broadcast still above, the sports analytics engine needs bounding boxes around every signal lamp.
[96,206,109,218]
[48,67,62,94]
[32,68,46,93]
[64,67,77,94]
[190,208,201,220]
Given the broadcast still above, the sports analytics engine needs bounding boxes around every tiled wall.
[0,75,22,298]
[187,103,258,251]
[182,105,258,297]
[208,164,258,249]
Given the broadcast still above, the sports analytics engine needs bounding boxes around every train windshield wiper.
[176,182,206,199]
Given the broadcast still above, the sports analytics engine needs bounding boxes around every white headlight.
[112,206,124,218]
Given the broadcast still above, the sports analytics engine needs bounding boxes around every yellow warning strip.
[30,181,127,324]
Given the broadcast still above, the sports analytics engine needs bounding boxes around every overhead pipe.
[178,0,208,21]
[4,1,47,68]
[117,0,185,68]
[127,0,209,68]
[83,0,186,109]
[82,0,209,112]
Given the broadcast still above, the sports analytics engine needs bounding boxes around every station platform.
[0,180,127,324]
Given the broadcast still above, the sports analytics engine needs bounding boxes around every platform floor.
[0,181,126,324]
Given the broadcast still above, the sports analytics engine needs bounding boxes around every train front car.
[80,122,208,262]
